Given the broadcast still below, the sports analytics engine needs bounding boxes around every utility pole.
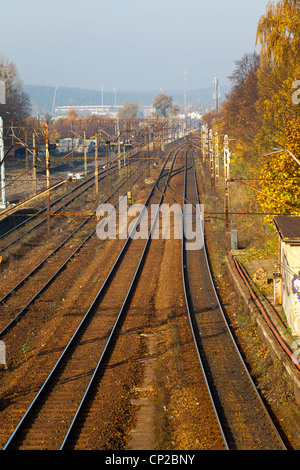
[83,130,87,177]
[209,129,214,186]
[32,132,37,195]
[105,139,111,193]
[201,125,205,161]
[202,124,209,163]
[71,120,74,167]
[214,131,219,186]
[108,141,111,172]
[123,124,126,167]
[25,128,28,172]
[95,134,99,194]
[213,77,220,113]
[0,116,6,208]
[224,134,230,229]
[52,86,58,115]
[117,118,121,173]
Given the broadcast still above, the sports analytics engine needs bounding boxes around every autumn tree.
[221,52,259,155]
[67,109,80,121]
[255,0,300,149]
[117,102,139,119]
[201,110,218,129]
[0,55,31,126]
[210,52,260,177]
[255,0,300,217]
[257,120,300,219]
[53,114,116,140]
[168,103,180,117]
[153,94,179,117]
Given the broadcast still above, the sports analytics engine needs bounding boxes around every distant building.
[273,216,300,336]
[57,138,94,154]
[187,112,202,120]
[54,105,122,117]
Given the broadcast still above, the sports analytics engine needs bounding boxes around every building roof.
[273,216,300,243]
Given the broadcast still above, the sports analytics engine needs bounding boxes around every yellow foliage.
[257,119,300,220]
[255,0,300,148]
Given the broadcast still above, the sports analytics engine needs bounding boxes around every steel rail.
[60,145,185,449]
[0,171,95,241]
[0,151,145,250]
[156,145,229,448]
[0,165,140,306]
[0,164,120,253]
[0,145,147,243]
[2,143,183,450]
[0,150,124,239]
[0,167,141,338]
[149,146,288,449]
[184,150,287,450]
[181,148,229,449]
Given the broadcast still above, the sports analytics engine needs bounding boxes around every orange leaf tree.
[257,119,300,219]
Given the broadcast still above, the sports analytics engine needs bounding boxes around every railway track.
[0,166,140,338]
[0,150,125,242]
[181,148,287,450]
[0,142,289,450]
[0,162,122,254]
[1,143,183,450]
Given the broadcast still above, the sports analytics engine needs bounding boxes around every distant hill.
[24,84,230,115]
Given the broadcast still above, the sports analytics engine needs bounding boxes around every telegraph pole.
[0,117,6,208]
[83,130,87,177]
[32,132,37,195]
[202,124,209,164]
[45,122,51,234]
[209,129,214,186]
[214,131,219,186]
[123,124,126,167]
[117,118,121,173]
[95,134,99,194]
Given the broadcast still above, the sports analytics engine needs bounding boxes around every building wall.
[281,241,300,336]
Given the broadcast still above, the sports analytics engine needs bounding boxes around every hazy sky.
[1,0,269,92]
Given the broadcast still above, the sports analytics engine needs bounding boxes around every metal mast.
[184,71,187,115]
[213,77,220,113]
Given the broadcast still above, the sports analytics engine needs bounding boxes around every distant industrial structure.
[54,104,156,119]
[213,77,220,113]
